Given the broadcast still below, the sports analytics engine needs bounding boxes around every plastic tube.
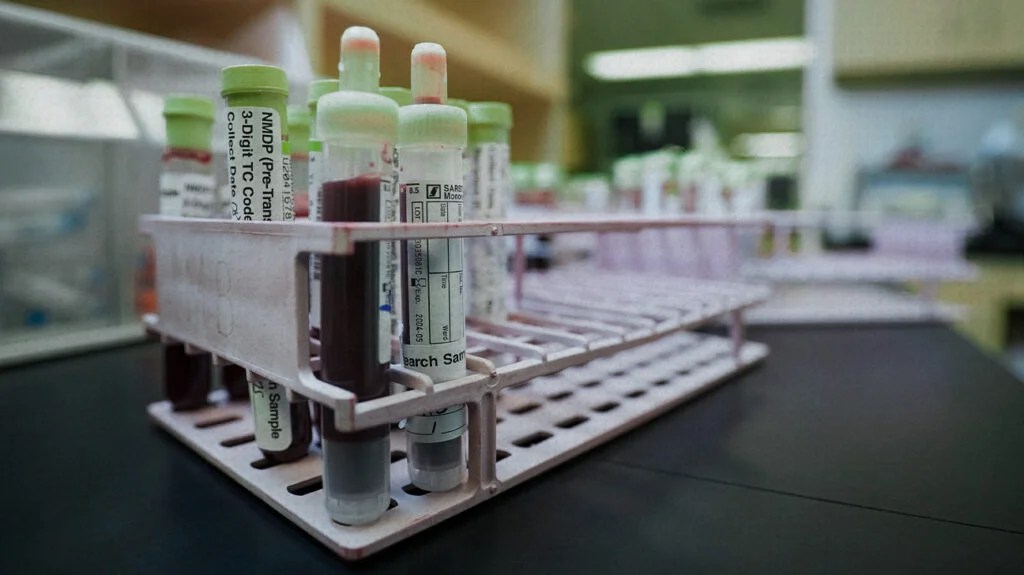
[221,65,311,462]
[317,27,398,526]
[288,104,311,218]
[399,44,469,492]
[160,94,215,411]
[466,101,513,321]
[307,79,339,340]
[380,86,413,365]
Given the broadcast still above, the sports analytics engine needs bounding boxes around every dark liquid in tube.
[220,364,250,400]
[164,343,211,411]
[319,175,389,443]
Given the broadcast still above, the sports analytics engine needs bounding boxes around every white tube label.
[390,156,403,363]
[159,172,216,217]
[468,143,510,320]
[250,375,292,451]
[225,107,294,222]
[406,405,467,443]
[402,179,466,382]
[308,142,322,333]
[471,143,509,219]
[379,173,394,364]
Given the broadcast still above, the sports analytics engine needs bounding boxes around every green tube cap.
[468,102,513,129]
[221,64,288,97]
[288,104,311,155]
[380,86,412,107]
[163,94,214,151]
[448,98,470,112]
[308,78,339,106]
[163,94,214,121]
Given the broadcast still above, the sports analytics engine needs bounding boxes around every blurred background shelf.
[8,0,570,163]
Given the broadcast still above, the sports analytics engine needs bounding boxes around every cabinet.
[834,0,1024,79]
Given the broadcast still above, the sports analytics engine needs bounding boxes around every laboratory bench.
[2,323,1023,573]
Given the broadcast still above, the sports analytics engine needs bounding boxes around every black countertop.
[2,324,1023,573]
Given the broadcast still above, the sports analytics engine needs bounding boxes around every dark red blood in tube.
[164,343,211,411]
[319,176,389,442]
[220,364,249,400]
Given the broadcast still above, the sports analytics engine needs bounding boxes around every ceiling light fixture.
[585,36,812,82]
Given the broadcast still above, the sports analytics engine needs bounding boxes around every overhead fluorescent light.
[733,132,804,158]
[585,36,812,81]
[698,37,812,73]
[584,46,697,81]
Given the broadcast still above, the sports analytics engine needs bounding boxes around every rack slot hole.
[625,389,646,399]
[653,379,670,386]
[287,476,323,496]
[402,484,429,496]
[250,457,283,470]
[220,433,255,448]
[512,431,553,448]
[547,391,573,401]
[580,380,601,388]
[509,402,540,415]
[593,401,620,413]
[496,449,511,462]
[555,415,588,429]
[390,450,406,463]
[195,414,241,429]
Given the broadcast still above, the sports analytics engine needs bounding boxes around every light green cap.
[534,162,564,189]
[380,87,412,107]
[318,91,398,145]
[399,104,467,147]
[468,101,512,145]
[468,102,512,129]
[307,78,339,106]
[163,94,214,151]
[511,163,534,191]
[613,155,644,189]
[220,64,288,96]
[287,105,310,155]
[448,98,469,111]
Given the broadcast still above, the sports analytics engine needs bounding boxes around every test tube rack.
[739,212,976,324]
[141,215,769,559]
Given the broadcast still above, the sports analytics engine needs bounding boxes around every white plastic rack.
[141,214,769,559]
[739,212,975,324]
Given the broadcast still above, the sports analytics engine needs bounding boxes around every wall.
[802,0,1024,209]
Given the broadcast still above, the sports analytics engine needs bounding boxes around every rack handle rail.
[139,215,764,436]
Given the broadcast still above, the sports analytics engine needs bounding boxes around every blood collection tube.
[466,102,513,321]
[380,86,412,363]
[288,105,311,218]
[221,65,310,462]
[307,79,339,340]
[399,43,469,492]
[159,95,216,411]
[317,27,397,525]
